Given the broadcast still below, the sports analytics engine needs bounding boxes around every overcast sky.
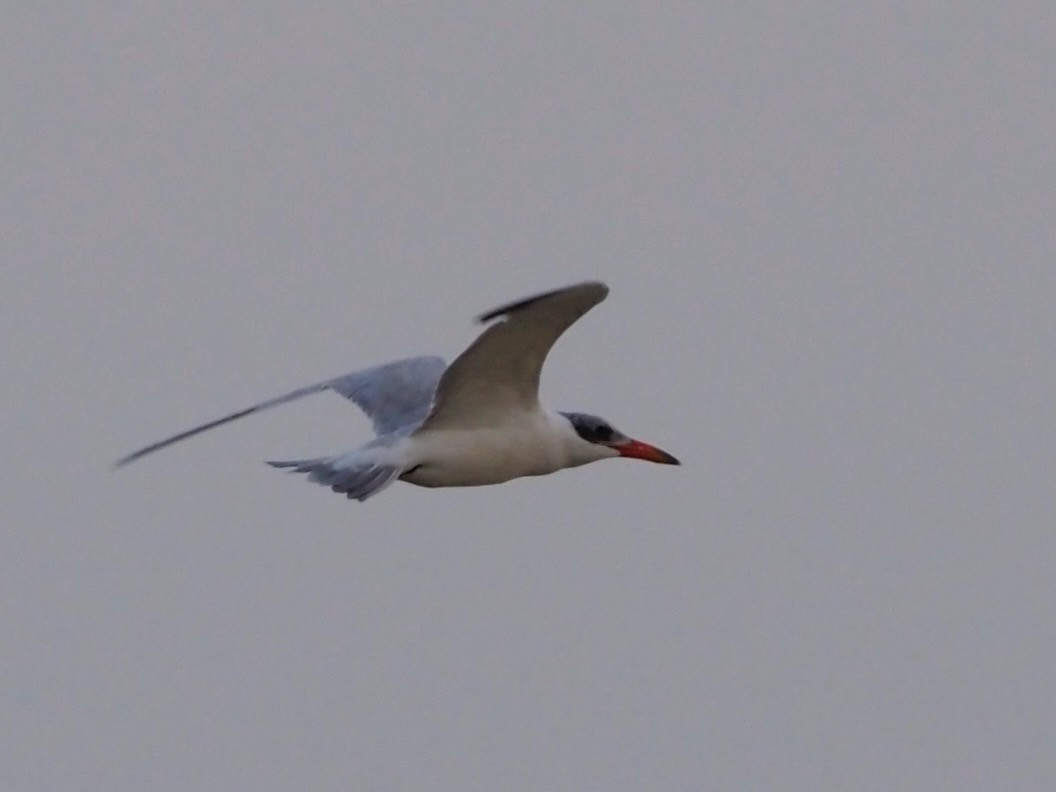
[4,3,1055,790]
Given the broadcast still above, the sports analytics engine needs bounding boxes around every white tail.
[267,456,402,502]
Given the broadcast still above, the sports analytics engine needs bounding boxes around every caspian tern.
[115,281,679,501]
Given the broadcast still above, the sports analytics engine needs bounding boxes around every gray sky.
[4,3,1055,790]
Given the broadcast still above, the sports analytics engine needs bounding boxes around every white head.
[557,411,680,469]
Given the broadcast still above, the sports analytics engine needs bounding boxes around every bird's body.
[116,282,678,501]
[401,409,609,488]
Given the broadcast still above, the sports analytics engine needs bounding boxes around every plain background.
[4,3,1055,790]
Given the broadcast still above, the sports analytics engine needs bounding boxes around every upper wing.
[327,356,446,434]
[419,282,609,431]
[114,355,446,467]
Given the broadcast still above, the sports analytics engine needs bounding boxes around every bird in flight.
[115,281,679,501]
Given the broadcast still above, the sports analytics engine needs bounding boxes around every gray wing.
[114,355,446,467]
[419,282,609,431]
[328,356,446,434]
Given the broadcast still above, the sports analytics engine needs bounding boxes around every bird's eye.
[595,424,613,441]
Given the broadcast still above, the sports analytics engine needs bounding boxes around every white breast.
[402,411,578,488]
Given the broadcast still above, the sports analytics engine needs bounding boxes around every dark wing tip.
[112,405,260,470]
[111,454,137,471]
[476,281,609,324]
[112,440,172,469]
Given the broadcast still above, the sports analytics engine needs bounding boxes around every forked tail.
[267,456,402,502]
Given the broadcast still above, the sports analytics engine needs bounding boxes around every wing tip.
[476,281,609,324]
[111,446,155,470]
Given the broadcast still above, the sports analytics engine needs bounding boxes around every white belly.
[400,420,569,488]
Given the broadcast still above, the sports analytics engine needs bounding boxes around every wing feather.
[114,355,445,467]
[419,282,608,431]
